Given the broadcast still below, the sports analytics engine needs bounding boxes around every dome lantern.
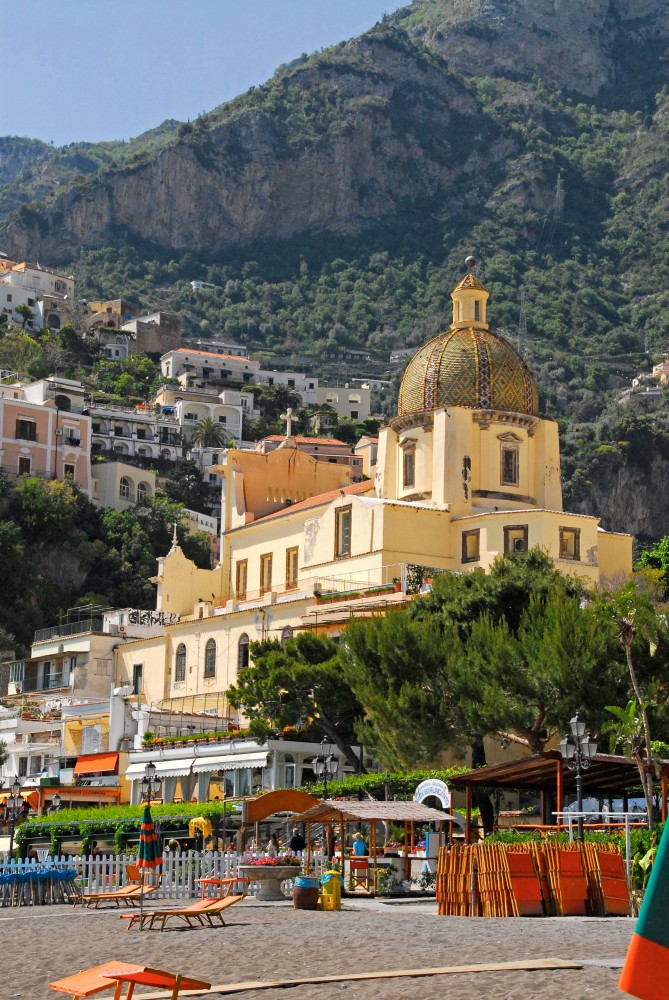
[396,266,538,420]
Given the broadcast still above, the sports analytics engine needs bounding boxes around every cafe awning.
[74,752,119,776]
[191,751,268,774]
[125,758,195,780]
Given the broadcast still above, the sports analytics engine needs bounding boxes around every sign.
[413,778,451,810]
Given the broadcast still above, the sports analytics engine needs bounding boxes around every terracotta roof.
[170,349,253,363]
[253,479,374,524]
[264,435,348,446]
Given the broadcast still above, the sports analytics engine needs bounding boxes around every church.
[115,264,632,802]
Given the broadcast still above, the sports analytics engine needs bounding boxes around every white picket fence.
[0,851,325,899]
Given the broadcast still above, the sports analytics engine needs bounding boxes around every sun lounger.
[121,877,248,931]
[75,864,161,909]
[49,961,210,999]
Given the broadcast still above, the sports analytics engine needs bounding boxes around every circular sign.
[413,778,451,809]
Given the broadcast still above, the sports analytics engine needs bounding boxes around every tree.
[341,551,627,833]
[595,575,667,828]
[256,384,302,423]
[0,740,7,770]
[227,632,365,771]
[190,416,227,449]
[14,304,34,330]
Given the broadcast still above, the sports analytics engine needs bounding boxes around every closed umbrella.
[137,804,162,930]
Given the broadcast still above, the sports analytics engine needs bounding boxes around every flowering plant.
[240,854,301,867]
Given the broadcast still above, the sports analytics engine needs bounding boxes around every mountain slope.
[3,1,669,539]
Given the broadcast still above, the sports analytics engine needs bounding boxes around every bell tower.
[451,254,489,329]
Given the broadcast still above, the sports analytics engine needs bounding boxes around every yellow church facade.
[115,267,632,794]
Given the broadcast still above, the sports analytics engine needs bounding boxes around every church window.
[501,444,519,487]
[559,527,580,561]
[461,529,480,564]
[260,553,272,594]
[235,560,247,599]
[474,300,480,321]
[402,446,416,489]
[204,639,216,679]
[504,525,528,555]
[238,633,250,671]
[335,505,352,558]
[286,547,298,590]
[175,644,186,683]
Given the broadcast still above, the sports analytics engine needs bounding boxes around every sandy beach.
[0,896,638,1000]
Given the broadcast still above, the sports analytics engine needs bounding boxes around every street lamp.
[311,738,338,801]
[51,793,61,813]
[559,714,598,843]
[4,778,24,858]
[140,761,161,805]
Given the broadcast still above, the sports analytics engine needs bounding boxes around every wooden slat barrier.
[436,841,630,918]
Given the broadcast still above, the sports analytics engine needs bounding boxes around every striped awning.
[191,751,268,774]
[125,758,195,780]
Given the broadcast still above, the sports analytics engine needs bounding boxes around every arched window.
[119,476,131,500]
[137,481,150,502]
[238,633,249,672]
[54,393,70,410]
[175,643,186,683]
[281,626,293,646]
[204,638,216,678]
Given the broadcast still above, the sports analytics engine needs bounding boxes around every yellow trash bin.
[319,870,343,911]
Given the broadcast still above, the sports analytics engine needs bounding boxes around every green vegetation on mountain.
[2,2,669,537]
[0,474,212,654]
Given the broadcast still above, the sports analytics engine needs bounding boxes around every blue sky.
[3,1,409,147]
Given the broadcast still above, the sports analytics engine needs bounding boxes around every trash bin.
[293,875,320,910]
[319,870,343,910]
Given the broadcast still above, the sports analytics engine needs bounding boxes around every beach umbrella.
[137,804,162,930]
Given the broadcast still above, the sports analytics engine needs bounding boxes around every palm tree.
[597,577,665,829]
[190,417,227,449]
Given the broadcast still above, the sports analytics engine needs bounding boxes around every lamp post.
[559,714,598,843]
[311,738,338,801]
[50,793,61,814]
[4,778,24,859]
[140,761,162,806]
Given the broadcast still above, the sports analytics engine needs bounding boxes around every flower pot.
[238,864,299,901]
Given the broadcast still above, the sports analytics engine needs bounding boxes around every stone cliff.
[4,0,669,260]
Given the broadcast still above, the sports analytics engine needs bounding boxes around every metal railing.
[34,618,104,643]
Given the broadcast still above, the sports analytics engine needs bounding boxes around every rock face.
[398,0,669,97]
[3,0,669,260]
[575,452,669,541]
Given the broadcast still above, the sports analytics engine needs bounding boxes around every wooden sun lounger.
[78,884,162,909]
[121,878,248,931]
[75,864,162,909]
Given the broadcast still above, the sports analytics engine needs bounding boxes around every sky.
[2,1,409,147]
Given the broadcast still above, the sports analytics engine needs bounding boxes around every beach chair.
[50,961,210,999]
[76,864,161,909]
[122,877,248,931]
[348,858,371,893]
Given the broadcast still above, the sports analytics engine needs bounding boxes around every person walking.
[288,827,306,852]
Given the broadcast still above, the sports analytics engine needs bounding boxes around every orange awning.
[0,790,38,810]
[74,752,119,775]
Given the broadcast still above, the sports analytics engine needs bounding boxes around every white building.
[161,349,259,387]
[0,262,75,332]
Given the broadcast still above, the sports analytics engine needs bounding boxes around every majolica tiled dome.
[397,326,539,418]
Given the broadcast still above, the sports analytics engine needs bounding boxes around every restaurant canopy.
[292,798,460,893]
[292,799,458,825]
[450,750,669,841]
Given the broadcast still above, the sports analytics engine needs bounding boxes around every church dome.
[397,268,539,418]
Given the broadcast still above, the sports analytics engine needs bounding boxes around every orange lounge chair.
[50,961,210,1000]
[122,877,248,931]
[77,864,161,909]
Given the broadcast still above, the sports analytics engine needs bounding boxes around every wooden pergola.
[451,750,669,843]
[292,799,459,892]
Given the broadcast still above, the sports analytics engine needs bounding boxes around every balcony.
[34,617,104,642]
[15,430,38,442]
